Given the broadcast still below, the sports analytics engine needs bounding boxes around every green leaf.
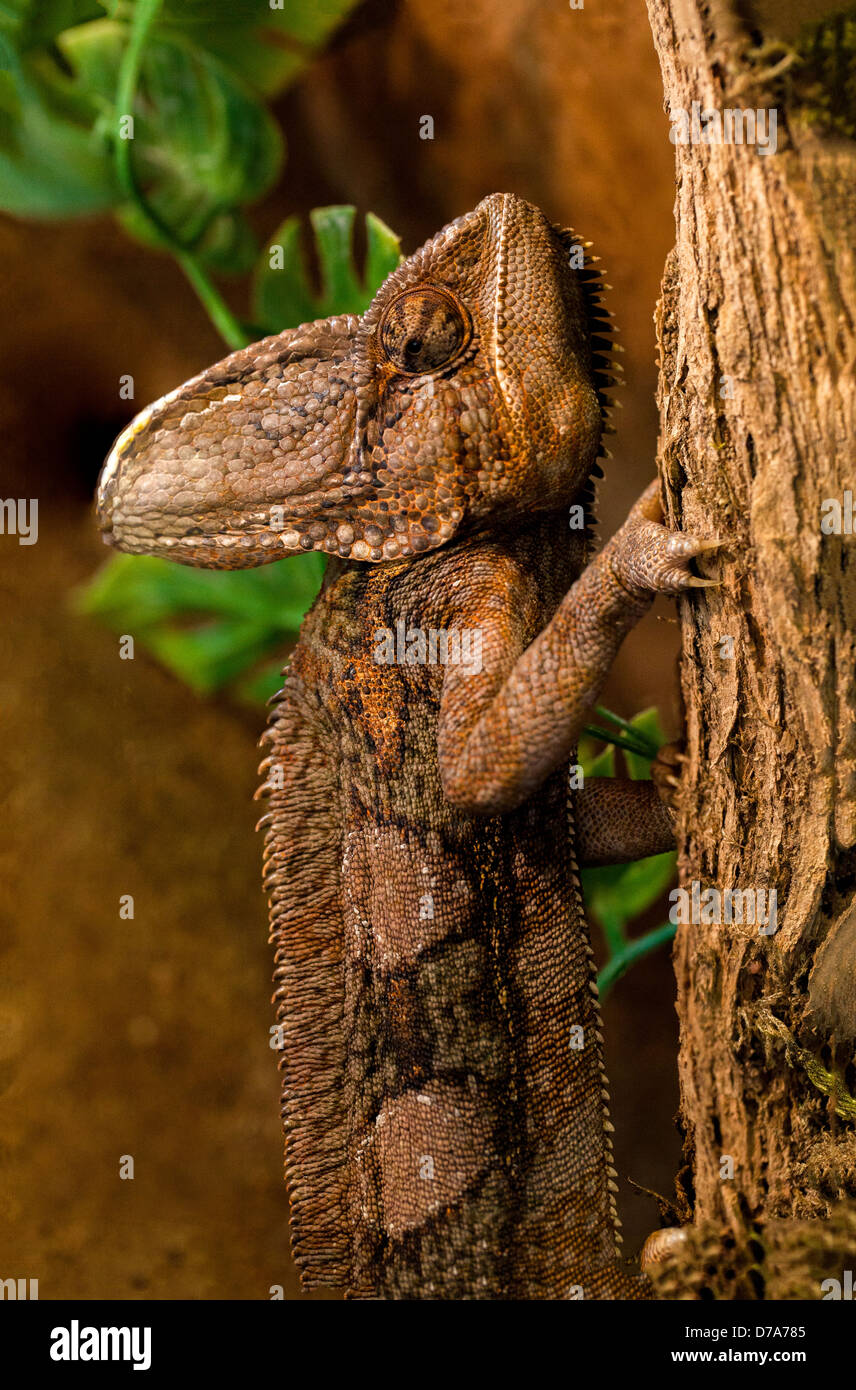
[624,706,667,780]
[0,0,104,48]
[597,922,677,999]
[79,551,325,625]
[232,655,290,707]
[156,0,362,96]
[77,551,325,699]
[0,0,361,223]
[192,207,258,275]
[140,615,282,695]
[83,204,401,701]
[253,205,402,334]
[60,18,283,252]
[0,0,31,39]
[365,212,405,292]
[0,57,118,216]
[578,709,676,987]
[118,200,258,274]
[578,740,615,780]
[582,851,677,932]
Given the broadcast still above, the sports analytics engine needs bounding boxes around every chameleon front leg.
[438,482,720,815]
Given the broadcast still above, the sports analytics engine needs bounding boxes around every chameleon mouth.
[99,507,464,568]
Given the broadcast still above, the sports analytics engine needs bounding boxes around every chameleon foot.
[608,480,727,598]
[651,741,687,816]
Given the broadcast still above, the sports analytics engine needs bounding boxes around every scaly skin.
[96,194,717,1299]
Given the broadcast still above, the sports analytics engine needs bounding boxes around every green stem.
[113,0,249,351]
[597,921,676,999]
[582,724,656,759]
[593,704,660,758]
[176,251,250,351]
[599,907,626,959]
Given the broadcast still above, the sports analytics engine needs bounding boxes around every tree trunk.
[646,0,856,1297]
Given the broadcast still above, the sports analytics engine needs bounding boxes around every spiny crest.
[551,223,625,555]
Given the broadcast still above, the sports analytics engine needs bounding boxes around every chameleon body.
[97,194,712,1299]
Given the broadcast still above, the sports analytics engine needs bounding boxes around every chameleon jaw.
[99,507,465,569]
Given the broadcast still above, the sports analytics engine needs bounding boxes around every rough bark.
[646,0,856,1295]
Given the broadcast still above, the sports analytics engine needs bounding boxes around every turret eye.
[379,287,469,374]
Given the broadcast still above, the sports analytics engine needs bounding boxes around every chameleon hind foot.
[640,1226,689,1273]
[651,741,687,818]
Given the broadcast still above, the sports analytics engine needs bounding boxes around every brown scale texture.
[263,703,349,1286]
[266,520,645,1298]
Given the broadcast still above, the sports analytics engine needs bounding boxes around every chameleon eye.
[379,287,469,374]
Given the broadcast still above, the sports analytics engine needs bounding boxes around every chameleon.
[96,193,718,1300]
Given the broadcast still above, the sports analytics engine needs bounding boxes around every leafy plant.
[79,548,327,703]
[0,0,362,342]
[578,709,677,998]
[253,203,404,333]
[0,0,399,699]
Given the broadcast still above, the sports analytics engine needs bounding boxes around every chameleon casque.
[96,193,716,1300]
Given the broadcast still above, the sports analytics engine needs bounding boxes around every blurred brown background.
[0,0,682,1299]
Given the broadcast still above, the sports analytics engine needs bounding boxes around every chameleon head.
[96,193,606,568]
